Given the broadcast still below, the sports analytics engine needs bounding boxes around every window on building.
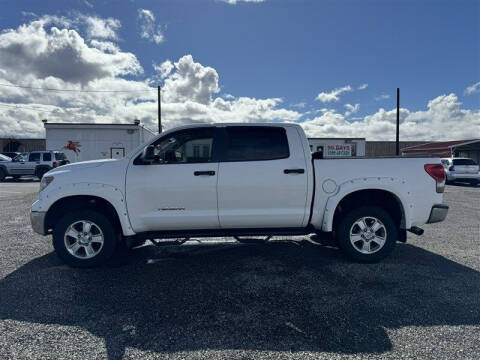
[224,126,290,162]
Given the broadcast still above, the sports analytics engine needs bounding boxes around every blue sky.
[0,0,478,140]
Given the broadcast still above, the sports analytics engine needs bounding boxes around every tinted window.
[29,153,40,162]
[55,152,67,160]
[225,126,289,161]
[43,153,52,161]
[453,159,477,165]
[147,127,215,164]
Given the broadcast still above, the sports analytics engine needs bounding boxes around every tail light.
[52,161,57,168]
[449,165,454,171]
[424,164,445,193]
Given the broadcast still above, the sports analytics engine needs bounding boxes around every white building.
[308,138,366,158]
[44,120,156,163]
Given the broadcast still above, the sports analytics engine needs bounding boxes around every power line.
[0,83,156,93]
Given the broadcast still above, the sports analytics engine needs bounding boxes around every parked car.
[0,154,12,162]
[440,157,479,186]
[1,152,20,160]
[30,123,448,267]
[0,151,69,181]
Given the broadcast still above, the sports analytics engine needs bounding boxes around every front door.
[217,126,309,229]
[126,127,220,232]
[8,153,36,175]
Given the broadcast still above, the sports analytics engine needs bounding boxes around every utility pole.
[396,88,400,156]
[157,85,162,133]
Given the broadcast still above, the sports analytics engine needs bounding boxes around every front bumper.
[30,211,47,235]
[426,204,449,224]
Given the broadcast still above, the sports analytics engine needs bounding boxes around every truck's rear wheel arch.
[332,189,405,232]
[45,195,122,235]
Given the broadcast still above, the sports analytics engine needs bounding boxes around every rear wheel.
[336,206,398,263]
[52,210,118,268]
[470,180,479,186]
[0,168,5,181]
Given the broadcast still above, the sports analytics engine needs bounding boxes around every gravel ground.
[0,180,479,360]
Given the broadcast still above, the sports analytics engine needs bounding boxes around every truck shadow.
[1,241,479,359]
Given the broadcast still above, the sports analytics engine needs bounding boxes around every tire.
[52,210,118,268]
[470,180,479,186]
[0,168,5,182]
[35,167,49,179]
[336,206,398,263]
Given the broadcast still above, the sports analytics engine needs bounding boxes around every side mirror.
[141,145,155,162]
[312,151,323,160]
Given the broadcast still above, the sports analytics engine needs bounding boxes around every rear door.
[217,126,309,229]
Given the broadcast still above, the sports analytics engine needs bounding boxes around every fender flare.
[320,177,412,232]
[39,182,135,236]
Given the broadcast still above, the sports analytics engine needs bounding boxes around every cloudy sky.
[0,0,478,140]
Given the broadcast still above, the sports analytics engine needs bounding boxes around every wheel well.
[332,189,405,232]
[45,195,122,234]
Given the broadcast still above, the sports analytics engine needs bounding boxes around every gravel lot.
[0,180,479,360]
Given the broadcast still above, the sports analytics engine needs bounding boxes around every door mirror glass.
[141,145,156,162]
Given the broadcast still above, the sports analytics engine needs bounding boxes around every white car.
[30,123,449,267]
[0,151,69,181]
[440,158,480,186]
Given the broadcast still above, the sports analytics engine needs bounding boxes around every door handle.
[194,170,216,176]
[284,168,305,174]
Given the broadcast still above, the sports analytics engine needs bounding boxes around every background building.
[365,141,427,157]
[402,139,480,163]
[0,138,45,153]
[308,138,366,157]
[44,120,155,163]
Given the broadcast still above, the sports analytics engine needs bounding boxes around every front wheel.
[52,210,118,268]
[336,206,398,263]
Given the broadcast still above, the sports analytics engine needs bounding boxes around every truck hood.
[59,158,118,171]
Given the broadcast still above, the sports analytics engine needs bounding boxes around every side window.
[147,127,215,164]
[29,153,40,162]
[43,153,52,161]
[224,126,290,161]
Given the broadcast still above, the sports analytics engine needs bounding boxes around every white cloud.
[292,102,306,108]
[344,103,359,117]
[358,83,368,90]
[465,81,480,95]
[302,93,480,141]
[315,85,352,102]
[82,16,120,40]
[0,17,141,85]
[137,9,164,44]
[221,0,265,4]
[375,93,391,101]
[153,60,174,79]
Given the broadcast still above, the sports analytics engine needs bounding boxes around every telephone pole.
[396,88,400,156]
[157,85,162,133]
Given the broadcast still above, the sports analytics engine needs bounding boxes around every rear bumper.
[426,204,449,224]
[447,173,480,181]
[30,211,47,235]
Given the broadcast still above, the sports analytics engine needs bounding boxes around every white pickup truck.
[30,123,448,267]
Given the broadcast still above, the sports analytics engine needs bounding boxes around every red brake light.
[52,161,57,168]
[424,164,445,193]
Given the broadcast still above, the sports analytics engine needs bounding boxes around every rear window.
[224,126,290,162]
[55,152,67,160]
[453,159,477,166]
[43,153,51,161]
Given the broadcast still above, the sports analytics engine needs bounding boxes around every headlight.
[40,176,54,192]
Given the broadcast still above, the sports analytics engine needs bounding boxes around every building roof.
[402,139,480,153]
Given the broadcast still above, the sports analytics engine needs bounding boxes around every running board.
[133,226,315,242]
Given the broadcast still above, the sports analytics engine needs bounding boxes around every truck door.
[125,127,221,232]
[217,126,309,229]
